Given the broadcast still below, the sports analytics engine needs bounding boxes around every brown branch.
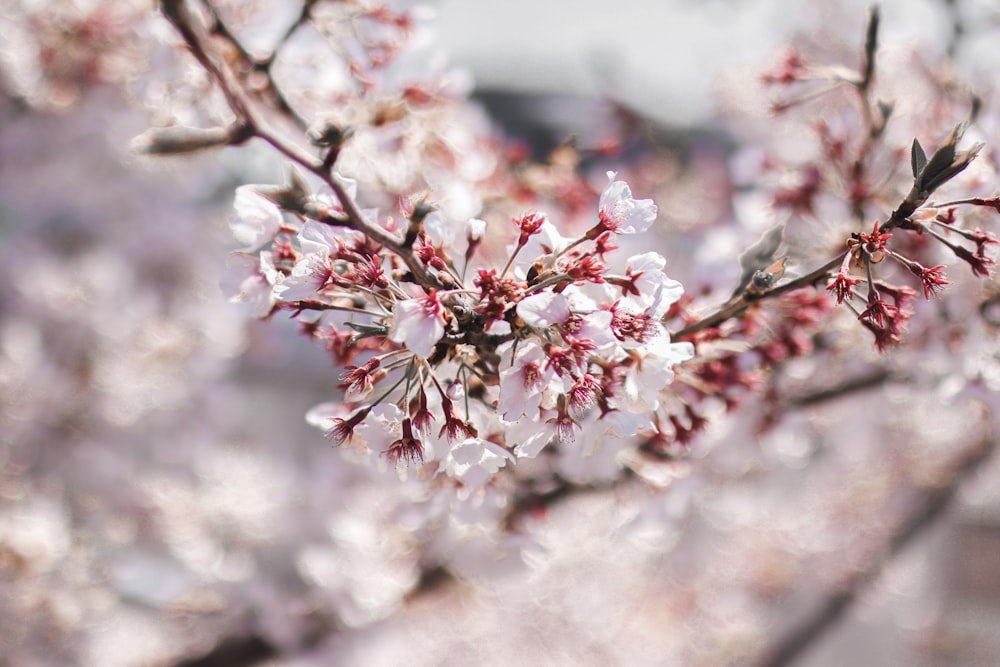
[672,252,847,340]
[306,204,443,290]
[161,0,255,122]
[750,434,996,667]
[194,0,309,130]
[160,0,444,290]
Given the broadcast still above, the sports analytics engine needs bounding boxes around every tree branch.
[672,253,847,340]
[750,433,996,667]
[160,0,444,291]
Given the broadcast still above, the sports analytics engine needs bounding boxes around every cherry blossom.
[11,2,1000,666]
[388,291,446,358]
[222,251,278,316]
[616,252,685,314]
[618,338,696,413]
[230,185,284,251]
[596,171,658,235]
[444,438,515,488]
[497,341,557,423]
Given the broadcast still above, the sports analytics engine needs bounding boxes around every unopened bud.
[466,218,487,243]
[130,123,251,155]
[403,199,436,247]
[446,381,464,401]
[465,217,487,263]
[910,207,938,222]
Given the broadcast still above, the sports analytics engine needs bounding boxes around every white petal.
[231,186,282,250]
[517,291,569,327]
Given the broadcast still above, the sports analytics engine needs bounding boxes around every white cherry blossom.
[388,291,446,358]
[498,341,556,423]
[230,185,283,250]
[620,252,685,315]
[222,251,278,316]
[618,339,696,412]
[598,172,658,235]
[444,438,515,487]
[517,291,616,349]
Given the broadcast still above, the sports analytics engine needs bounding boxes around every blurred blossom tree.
[4,0,1000,665]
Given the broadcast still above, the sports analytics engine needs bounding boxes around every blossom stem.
[553,235,588,260]
[525,273,573,294]
[459,365,471,421]
[921,224,965,252]
[278,300,382,317]
[363,359,414,411]
[672,252,847,339]
[499,243,524,279]
[926,216,985,243]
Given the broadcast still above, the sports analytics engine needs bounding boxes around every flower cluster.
[822,126,996,350]
[750,8,999,354]
[231,170,693,485]
[11,1,1000,664]
[176,0,1000,481]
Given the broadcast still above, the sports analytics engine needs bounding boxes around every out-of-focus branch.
[193,0,310,129]
[159,0,444,290]
[166,370,973,667]
[941,0,965,58]
[672,9,880,341]
[750,433,996,667]
[783,368,900,408]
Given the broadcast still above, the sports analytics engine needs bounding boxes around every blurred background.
[3,0,1000,665]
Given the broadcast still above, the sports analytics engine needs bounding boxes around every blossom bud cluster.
[755,20,1000,353]
[157,0,1000,498]
[228,170,694,486]
[823,127,998,351]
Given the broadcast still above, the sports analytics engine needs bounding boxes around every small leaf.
[917,123,981,194]
[920,125,963,188]
[258,167,311,214]
[732,223,786,298]
[345,321,389,345]
[911,138,927,179]
[345,321,388,336]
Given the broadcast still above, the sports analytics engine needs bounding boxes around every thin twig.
[161,0,443,290]
[195,0,309,130]
[672,253,847,340]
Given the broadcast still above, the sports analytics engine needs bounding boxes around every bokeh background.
[3,0,1000,665]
